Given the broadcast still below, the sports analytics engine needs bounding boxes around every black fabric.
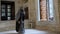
[19,9,25,33]
[19,21,24,33]
[16,21,20,32]
[20,10,25,21]
[16,9,25,32]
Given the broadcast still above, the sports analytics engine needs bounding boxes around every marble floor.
[0,29,60,34]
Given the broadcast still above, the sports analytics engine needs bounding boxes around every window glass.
[7,5,11,8]
[2,13,5,16]
[2,9,5,12]
[2,5,6,9]
[7,9,11,12]
[49,0,54,21]
[8,17,11,20]
[7,13,11,16]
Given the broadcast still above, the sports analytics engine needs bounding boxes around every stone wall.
[57,0,60,32]
[29,0,60,32]
[0,20,15,32]
[28,0,49,30]
[28,0,36,28]
[48,0,59,32]
[35,0,60,32]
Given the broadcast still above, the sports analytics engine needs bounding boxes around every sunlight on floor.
[0,29,57,34]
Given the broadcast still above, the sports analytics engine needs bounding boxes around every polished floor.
[0,29,60,34]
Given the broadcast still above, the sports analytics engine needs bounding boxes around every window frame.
[37,0,54,21]
[1,1,15,21]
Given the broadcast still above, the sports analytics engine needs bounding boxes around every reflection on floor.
[0,29,60,34]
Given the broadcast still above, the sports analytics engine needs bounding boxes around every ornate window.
[37,0,54,21]
[1,1,15,20]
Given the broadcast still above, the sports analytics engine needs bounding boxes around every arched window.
[1,1,15,20]
[48,0,54,21]
[37,0,54,21]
